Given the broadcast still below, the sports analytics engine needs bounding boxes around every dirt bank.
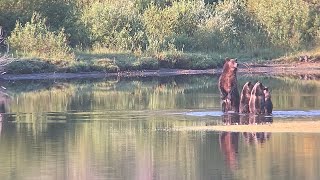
[1,61,319,81]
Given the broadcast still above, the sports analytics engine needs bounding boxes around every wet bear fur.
[264,87,273,115]
[249,81,265,114]
[218,58,240,113]
[239,82,253,113]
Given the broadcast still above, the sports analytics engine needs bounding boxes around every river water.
[0,74,319,180]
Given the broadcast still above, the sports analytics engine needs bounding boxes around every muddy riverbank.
[1,61,320,81]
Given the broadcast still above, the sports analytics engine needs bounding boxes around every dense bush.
[6,60,57,74]
[193,0,273,53]
[157,52,223,69]
[81,1,147,52]
[143,0,207,52]
[36,0,90,47]
[247,0,320,49]
[7,13,75,61]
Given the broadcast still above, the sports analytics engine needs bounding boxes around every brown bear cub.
[218,58,240,113]
[249,81,265,114]
[240,82,254,113]
[264,87,273,115]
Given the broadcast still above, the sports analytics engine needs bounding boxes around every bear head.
[222,57,238,74]
[241,81,253,100]
[251,81,265,96]
[264,87,271,99]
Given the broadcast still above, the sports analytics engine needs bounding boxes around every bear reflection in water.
[219,127,271,170]
[0,90,11,135]
[221,113,273,125]
[219,113,272,170]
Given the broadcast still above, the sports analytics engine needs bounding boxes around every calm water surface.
[0,74,320,180]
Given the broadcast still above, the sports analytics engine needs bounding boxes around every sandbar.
[175,121,320,133]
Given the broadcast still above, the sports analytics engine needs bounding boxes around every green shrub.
[36,0,89,47]
[8,13,75,61]
[194,0,272,53]
[157,51,223,69]
[138,57,159,70]
[143,0,207,52]
[93,58,120,72]
[81,1,147,52]
[247,0,320,49]
[6,60,57,74]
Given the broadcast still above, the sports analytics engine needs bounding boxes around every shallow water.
[0,74,320,180]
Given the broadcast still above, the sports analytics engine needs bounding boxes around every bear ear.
[259,82,264,88]
[247,81,251,86]
[225,57,230,62]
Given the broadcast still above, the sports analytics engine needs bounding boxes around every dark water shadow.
[0,90,11,135]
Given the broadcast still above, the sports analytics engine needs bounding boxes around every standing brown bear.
[249,81,265,114]
[264,87,273,115]
[240,81,253,113]
[218,58,240,113]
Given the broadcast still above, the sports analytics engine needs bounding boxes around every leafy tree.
[8,13,74,61]
[247,0,320,49]
[81,1,147,51]
[143,0,206,52]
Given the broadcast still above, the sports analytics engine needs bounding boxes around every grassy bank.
[5,46,320,74]
[3,47,320,74]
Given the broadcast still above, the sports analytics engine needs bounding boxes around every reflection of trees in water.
[6,75,222,115]
[1,74,320,179]
[0,119,205,180]
[3,74,320,114]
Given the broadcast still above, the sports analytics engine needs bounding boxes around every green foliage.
[36,0,90,47]
[194,0,272,53]
[92,59,120,72]
[247,0,320,49]
[0,0,35,34]
[134,0,174,12]
[6,60,57,74]
[81,1,147,52]
[8,13,75,61]
[157,51,223,69]
[143,0,206,52]
[1,0,320,74]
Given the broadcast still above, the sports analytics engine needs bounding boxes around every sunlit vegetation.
[1,0,320,73]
